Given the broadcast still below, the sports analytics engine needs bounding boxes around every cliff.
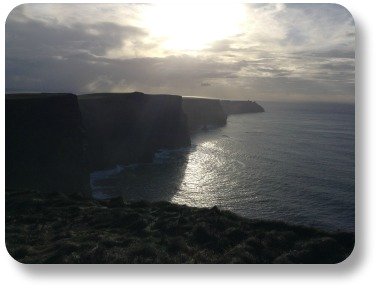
[5,93,90,196]
[182,97,227,131]
[78,92,191,170]
[221,100,265,114]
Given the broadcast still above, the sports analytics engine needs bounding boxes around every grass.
[5,189,354,264]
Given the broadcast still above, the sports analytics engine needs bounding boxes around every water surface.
[92,101,355,231]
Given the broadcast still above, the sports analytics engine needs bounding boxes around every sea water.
[91,101,355,232]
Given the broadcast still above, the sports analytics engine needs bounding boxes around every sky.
[5,3,355,102]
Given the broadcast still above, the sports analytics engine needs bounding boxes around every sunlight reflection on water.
[91,102,354,231]
[172,135,256,208]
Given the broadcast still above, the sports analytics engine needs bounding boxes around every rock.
[5,93,90,197]
[182,97,227,131]
[78,92,191,170]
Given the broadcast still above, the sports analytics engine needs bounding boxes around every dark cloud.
[6,17,147,59]
[6,51,247,94]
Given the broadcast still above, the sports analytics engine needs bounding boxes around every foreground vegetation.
[6,189,354,264]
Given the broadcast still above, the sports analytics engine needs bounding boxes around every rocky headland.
[221,100,265,115]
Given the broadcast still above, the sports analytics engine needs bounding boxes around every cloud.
[6,14,148,59]
[5,3,355,102]
[6,52,247,94]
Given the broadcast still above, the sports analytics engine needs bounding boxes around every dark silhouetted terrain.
[5,93,89,196]
[6,189,354,264]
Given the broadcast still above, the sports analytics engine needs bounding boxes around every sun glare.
[140,4,247,51]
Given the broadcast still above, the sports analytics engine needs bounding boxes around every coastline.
[5,93,354,264]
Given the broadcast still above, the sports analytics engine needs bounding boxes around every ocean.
[91,101,355,232]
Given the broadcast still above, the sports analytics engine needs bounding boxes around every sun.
[140,4,247,52]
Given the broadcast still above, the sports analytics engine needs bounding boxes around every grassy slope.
[5,190,354,264]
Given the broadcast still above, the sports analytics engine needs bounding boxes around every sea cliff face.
[78,92,191,170]
[5,92,265,195]
[221,100,265,115]
[182,97,227,131]
[5,93,90,196]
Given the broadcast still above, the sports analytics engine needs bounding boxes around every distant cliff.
[5,93,90,196]
[221,100,265,115]
[182,97,227,131]
[78,92,191,170]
